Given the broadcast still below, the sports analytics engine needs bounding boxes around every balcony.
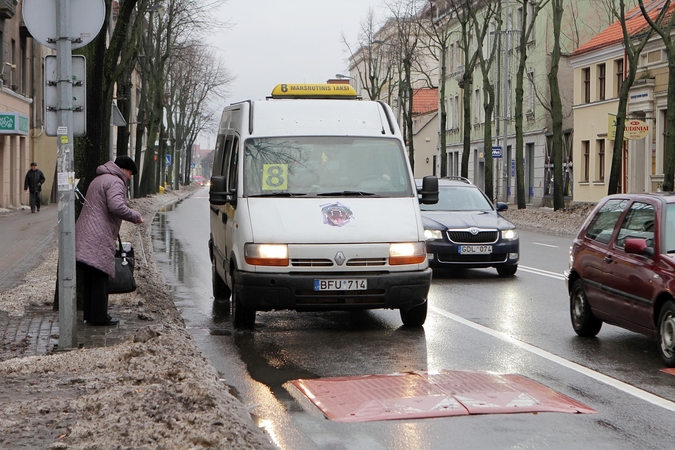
[0,0,16,19]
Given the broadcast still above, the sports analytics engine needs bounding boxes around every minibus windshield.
[244,137,414,198]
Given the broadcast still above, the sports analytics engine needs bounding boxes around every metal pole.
[502,0,510,203]
[56,0,77,349]
[109,6,114,161]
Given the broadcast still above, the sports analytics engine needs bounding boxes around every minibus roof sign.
[271,83,358,99]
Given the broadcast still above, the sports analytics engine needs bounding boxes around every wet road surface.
[151,189,675,449]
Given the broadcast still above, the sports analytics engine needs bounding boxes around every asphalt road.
[151,188,675,450]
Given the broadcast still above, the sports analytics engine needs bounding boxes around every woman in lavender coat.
[75,156,143,326]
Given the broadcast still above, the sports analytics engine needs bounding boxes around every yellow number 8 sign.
[262,164,288,190]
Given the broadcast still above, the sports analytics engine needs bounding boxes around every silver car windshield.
[243,137,413,197]
[420,186,493,212]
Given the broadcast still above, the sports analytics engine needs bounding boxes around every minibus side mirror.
[418,176,438,205]
[209,176,237,206]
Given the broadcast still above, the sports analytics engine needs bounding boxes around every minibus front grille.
[346,258,387,267]
[291,258,333,267]
[291,257,387,267]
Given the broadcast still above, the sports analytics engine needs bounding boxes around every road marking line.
[429,305,675,412]
[532,242,559,248]
[519,265,565,280]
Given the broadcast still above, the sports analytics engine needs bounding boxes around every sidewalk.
[0,194,185,361]
[0,205,60,360]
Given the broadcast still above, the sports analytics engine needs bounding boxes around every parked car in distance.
[565,192,675,367]
[417,177,519,276]
[192,175,204,186]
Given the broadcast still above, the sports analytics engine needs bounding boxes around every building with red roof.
[412,88,439,178]
[570,0,675,203]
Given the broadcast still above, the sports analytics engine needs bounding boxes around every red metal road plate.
[291,370,596,422]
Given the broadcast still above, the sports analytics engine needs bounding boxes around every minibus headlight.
[389,242,426,265]
[245,243,289,266]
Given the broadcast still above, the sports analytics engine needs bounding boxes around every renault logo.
[334,251,346,266]
[469,227,479,235]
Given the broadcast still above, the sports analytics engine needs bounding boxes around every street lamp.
[335,73,351,79]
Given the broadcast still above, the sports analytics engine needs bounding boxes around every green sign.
[0,112,29,135]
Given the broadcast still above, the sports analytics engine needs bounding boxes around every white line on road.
[518,265,565,280]
[430,305,675,412]
[532,242,559,248]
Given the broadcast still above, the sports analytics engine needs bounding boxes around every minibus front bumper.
[234,269,432,312]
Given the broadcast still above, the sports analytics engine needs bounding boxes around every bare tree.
[75,0,140,198]
[442,0,492,178]
[343,9,394,101]
[134,0,226,197]
[166,43,232,187]
[417,1,460,177]
[513,0,549,209]
[549,0,565,210]
[386,0,426,172]
[601,0,659,195]
[471,1,502,201]
[637,0,675,191]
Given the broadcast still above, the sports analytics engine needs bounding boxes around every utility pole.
[55,0,77,349]
[23,0,106,350]
[502,0,510,203]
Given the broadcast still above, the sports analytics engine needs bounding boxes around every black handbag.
[109,235,136,294]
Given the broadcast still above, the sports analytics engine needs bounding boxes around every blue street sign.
[492,146,502,158]
[190,162,196,169]
[166,154,171,164]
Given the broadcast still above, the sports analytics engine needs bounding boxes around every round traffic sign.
[23,0,106,50]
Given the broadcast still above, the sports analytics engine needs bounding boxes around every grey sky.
[208,0,386,103]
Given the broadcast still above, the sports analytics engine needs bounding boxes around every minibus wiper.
[249,192,307,197]
[317,191,377,197]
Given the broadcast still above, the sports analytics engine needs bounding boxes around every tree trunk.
[549,0,565,211]
[461,72,471,179]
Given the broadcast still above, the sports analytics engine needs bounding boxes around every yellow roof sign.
[271,83,358,99]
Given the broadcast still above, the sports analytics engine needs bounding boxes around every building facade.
[570,0,673,203]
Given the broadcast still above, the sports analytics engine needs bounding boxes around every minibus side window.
[221,135,234,186]
[228,137,239,193]
[212,135,225,176]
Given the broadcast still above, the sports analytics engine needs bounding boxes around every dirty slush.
[0,187,274,450]
[0,185,593,449]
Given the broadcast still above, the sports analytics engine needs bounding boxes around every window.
[506,78,512,118]
[583,68,591,103]
[227,137,238,192]
[585,199,628,244]
[474,88,481,124]
[598,63,606,101]
[596,139,605,182]
[582,141,590,182]
[528,3,536,43]
[615,58,624,97]
[616,202,655,249]
[526,70,535,113]
[647,50,661,63]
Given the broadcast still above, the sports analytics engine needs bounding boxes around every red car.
[565,193,675,367]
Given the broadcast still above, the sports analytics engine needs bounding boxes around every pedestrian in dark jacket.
[75,156,143,326]
[24,162,46,213]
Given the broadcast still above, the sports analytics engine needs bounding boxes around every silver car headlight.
[501,229,518,240]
